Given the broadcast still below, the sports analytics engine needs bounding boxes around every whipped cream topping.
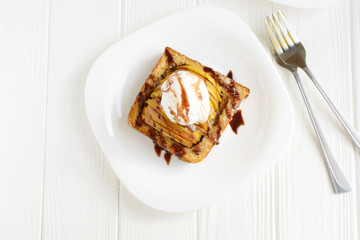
[160,70,210,126]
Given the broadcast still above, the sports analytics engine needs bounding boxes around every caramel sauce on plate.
[227,70,245,134]
[230,109,244,134]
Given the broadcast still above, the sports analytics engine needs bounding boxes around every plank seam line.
[40,0,51,239]
[269,4,281,240]
[117,1,123,239]
[348,0,360,239]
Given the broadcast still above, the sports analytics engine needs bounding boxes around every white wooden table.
[1,0,360,239]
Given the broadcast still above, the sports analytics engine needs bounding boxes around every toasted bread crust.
[128,47,249,163]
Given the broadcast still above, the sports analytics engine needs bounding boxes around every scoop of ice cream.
[160,70,210,126]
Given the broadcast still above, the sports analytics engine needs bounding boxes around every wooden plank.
[41,0,120,239]
[0,0,49,239]
[274,1,357,240]
[197,171,276,240]
[119,184,197,240]
[349,0,360,237]
[121,0,196,36]
[118,1,197,239]
[196,0,277,239]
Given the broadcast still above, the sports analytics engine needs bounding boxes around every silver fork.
[268,10,360,150]
[265,10,352,193]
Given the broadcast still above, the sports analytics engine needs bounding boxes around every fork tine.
[272,12,295,47]
[268,15,289,51]
[265,17,283,55]
[277,10,300,44]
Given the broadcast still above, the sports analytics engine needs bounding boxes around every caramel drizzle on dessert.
[192,145,201,155]
[227,70,245,134]
[203,66,215,76]
[171,143,186,157]
[215,126,222,145]
[154,142,172,165]
[169,108,179,123]
[154,143,163,157]
[162,69,206,125]
[161,78,173,92]
[135,82,154,127]
[226,70,240,106]
[148,67,244,163]
[164,151,172,165]
[165,48,175,67]
[227,70,233,79]
[177,74,190,124]
[192,78,203,101]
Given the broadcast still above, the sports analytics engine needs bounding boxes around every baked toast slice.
[128,47,249,163]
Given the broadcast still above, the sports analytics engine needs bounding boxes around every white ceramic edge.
[84,7,295,213]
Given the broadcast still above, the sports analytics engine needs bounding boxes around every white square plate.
[85,7,294,212]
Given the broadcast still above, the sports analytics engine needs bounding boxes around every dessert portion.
[141,64,221,148]
[128,47,249,163]
[160,70,210,126]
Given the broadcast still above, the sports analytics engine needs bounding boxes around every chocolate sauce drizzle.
[203,66,215,76]
[164,151,172,165]
[165,48,175,67]
[153,142,172,165]
[177,75,190,123]
[154,144,163,157]
[149,68,245,163]
[227,70,233,79]
[230,109,244,134]
[227,70,244,134]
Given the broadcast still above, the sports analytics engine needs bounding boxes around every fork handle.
[292,71,351,193]
[303,66,360,151]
